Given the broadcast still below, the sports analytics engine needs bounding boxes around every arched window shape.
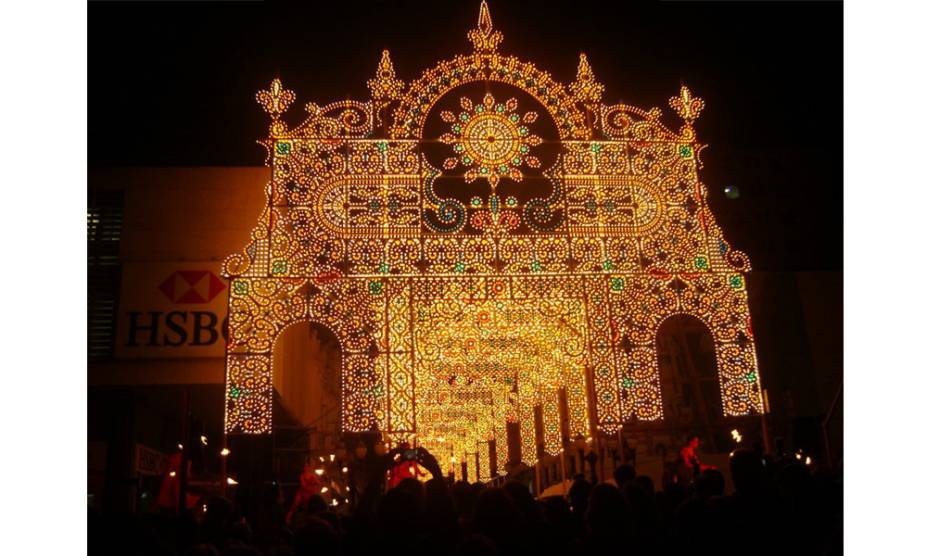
[657,315,723,450]
[272,321,343,437]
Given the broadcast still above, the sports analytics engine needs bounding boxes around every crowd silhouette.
[89,445,842,556]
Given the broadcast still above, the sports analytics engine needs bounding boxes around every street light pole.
[760,388,772,454]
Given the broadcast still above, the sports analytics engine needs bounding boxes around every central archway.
[657,314,723,451]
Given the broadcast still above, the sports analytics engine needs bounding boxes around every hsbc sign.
[116,263,229,358]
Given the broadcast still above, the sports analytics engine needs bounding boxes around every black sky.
[89,0,842,272]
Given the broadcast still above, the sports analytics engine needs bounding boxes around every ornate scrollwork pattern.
[225,1,764,478]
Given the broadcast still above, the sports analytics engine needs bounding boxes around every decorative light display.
[440,93,541,187]
[223,1,764,480]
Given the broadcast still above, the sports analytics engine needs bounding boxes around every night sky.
[89,0,842,272]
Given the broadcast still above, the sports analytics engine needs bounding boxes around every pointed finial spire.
[256,78,295,136]
[669,85,705,124]
[368,49,405,102]
[478,0,492,34]
[570,53,604,105]
[256,78,295,119]
[468,1,503,52]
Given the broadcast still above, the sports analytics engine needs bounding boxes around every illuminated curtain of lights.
[222,1,764,479]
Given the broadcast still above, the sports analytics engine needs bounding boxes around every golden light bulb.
[227,477,238,485]
[169,471,177,477]
[321,487,329,493]
[220,448,231,456]
[200,435,208,446]
[315,469,324,476]
[329,454,335,462]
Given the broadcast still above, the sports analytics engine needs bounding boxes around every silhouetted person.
[503,481,547,554]
[452,480,477,522]
[706,448,781,555]
[567,473,592,521]
[540,495,579,549]
[293,516,339,556]
[378,484,424,544]
[674,469,725,551]
[286,461,324,525]
[625,476,664,552]
[678,434,702,486]
[581,483,631,550]
[613,463,636,489]
[472,487,526,554]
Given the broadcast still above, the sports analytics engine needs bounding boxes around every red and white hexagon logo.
[157,270,227,304]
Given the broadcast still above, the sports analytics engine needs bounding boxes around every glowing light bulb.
[227,477,238,485]
[315,469,324,476]
[200,435,208,446]
[332,499,339,507]
[342,467,349,473]
[169,471,176,477]
[321,487,329,493]
[220,448,230,456]
[329,454,335,462]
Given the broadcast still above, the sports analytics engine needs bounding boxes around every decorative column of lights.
[223,1,763,480]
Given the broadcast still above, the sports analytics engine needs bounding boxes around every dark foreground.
[89,449,842,556]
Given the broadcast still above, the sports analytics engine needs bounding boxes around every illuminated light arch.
[222,1,764,478]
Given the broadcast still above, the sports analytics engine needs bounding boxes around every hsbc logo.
[158,270,226,304]
[124,269,229,349]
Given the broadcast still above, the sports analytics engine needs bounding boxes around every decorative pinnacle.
[468,1,503,52]
[478,0,492,34]
[570,53,604,105]
[669,85,705,124]
[256,78,295,120]
[367,49,405,102]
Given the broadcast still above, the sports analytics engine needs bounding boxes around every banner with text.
[116,262,229,358]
